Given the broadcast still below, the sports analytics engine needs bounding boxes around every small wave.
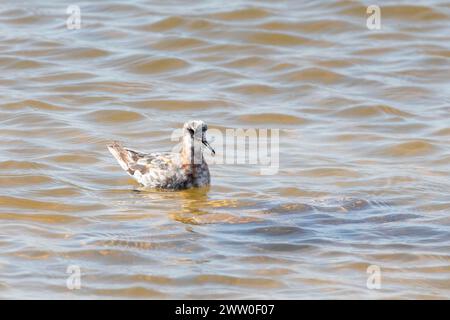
[246,225,315,237]
[126,57,189,75]
[93,286,165,298]
[245,31,331,47]
[130,99,229,110]
[1,58,45,70]
[141,16,186,31]
[194,274,282,288]
[170,212,261,225]
[0,160,49,170]
[333,104,414,119]
[259,19,358,34]
[382,5,448,21]
[2,99,66,112]
[237,113,307,125]
[432,128,450,136]
[0,196,105,213]
[263,203,314,214]
[340,4,448,21]
[0,212,80,224]
[281,67,345,84]
[152,37,208,51]
[299,168,362,178]
[377,140,438,157]
[85,109,145,124]
[222,56,275,69]
[208,8,270,21]
[0,174,53,187]
[51,47,110,60]
[46,154,99,165]
[226,84,278,96]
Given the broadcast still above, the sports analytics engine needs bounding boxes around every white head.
[182,120,215,162]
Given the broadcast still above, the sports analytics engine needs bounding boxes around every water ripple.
[0,0,448,299]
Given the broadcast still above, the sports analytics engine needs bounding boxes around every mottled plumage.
[107,120,214,189]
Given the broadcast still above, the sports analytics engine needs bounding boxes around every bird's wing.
[130,152,182,187]
[108,142,182,187]
[133,152,178,172]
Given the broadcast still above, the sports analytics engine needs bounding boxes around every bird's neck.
[181,135,204,166]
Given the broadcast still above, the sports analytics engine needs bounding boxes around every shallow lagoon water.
[0,0,449,299]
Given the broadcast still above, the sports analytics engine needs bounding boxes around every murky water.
[0,0,449,299]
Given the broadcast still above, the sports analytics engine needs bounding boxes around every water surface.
[0,0,449,299]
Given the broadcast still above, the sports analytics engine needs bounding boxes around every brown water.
[0,0,449,299]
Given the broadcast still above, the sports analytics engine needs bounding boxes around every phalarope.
[108,120,215,189]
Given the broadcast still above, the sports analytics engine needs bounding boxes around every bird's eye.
[188,128,194,136]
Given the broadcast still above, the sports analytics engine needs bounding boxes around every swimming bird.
[107,120,215,189]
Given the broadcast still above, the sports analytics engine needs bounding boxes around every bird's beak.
[202,139,215,156]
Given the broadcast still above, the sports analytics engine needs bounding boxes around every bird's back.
[107,142,210,189]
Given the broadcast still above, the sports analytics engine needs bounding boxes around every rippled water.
[0,0,449,299]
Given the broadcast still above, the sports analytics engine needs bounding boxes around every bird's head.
[183,120,215,156]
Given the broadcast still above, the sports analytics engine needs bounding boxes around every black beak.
[202,139,215,156]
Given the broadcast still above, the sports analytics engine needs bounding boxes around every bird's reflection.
[131,186,258,225]
[132,186,211,224]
